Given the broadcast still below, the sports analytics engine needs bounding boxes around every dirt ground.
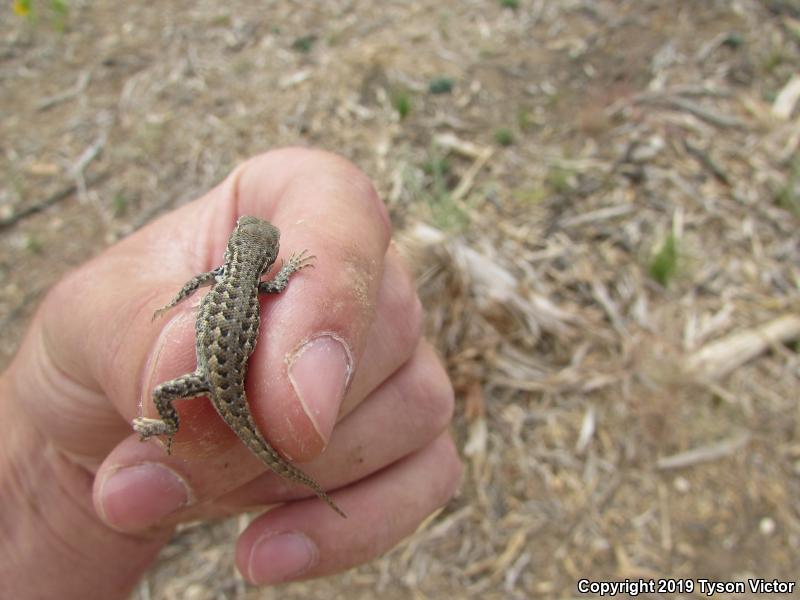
[2,1,799,598]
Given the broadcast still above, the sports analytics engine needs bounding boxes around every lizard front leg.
[258,251,314,294]
[132,371,209,454]
[152,266,224,320]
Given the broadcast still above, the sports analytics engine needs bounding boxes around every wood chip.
[772,74,800,119]
[684,315,800,381]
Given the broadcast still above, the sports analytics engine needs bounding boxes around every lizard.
[132,215,346,518]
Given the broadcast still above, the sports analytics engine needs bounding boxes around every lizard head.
[229,215,281,273]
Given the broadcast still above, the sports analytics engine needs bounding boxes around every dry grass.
[1,1,799,598]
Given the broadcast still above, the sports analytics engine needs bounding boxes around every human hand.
[1,148,461,597]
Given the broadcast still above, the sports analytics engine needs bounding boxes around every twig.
[682,139,731,185]
[558,204,634,228]
[434,132,490,159]
[0,170,111,232]
[657,432,750,470]
[606,85,732,117]
[36,71,91,112]
[640,96,746,129]
[69,133,108,203]
[590,280,627,335]
[452,146,493,201]
[69,133,107,178]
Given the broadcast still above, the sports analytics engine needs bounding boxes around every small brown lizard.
[133,215,346,518]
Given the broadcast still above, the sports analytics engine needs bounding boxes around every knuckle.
[427,363,456,433]
[384,256,424,356]
[237,147,390,237]
[409,343,455,435]
[432,435,463,505]
[289,147,390,236]
[395,294,423,359]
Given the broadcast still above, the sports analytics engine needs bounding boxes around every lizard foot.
[132,417,177,454]
[286,250,316,271]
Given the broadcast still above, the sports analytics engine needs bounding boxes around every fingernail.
[287,334,352,442]
[98,463,191,531]
[247,531,318,584]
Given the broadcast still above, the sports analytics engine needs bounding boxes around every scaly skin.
[132,215,346,518]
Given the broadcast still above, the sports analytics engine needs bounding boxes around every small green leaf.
[494,128,514,146]
[25,234,43,254]
[51,0,68,31]
[422,157,451,177]
[722,32,744,49]
[112,192,128,217]
[392,91,411,119]
[428,77,454,94]
[546,166,574,194]
[649,233,680,286]
[292,35,317,53]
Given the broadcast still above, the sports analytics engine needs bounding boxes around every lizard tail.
[243,413,348,519]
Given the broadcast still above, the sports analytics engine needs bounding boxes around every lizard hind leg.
[132,371,209,454]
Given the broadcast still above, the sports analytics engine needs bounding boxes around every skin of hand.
[0,148,462,598]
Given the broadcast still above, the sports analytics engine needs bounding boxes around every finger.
[94,341,453,531]
[213,341,453,511]
[235,433,463,585]
[338,245,422,417]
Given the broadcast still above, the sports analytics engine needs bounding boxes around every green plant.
[494,128,514,146]
[429,195,469,230]
[546,166,574,194]
[25,234,43,254]
[499,0,519,8]
[722,32,744,49]
[422,156,451,177]
[292,34,317,53]
[428,77,454,94]
[50,0,67,29]
[775,156,800,217]
[422,149,469,231]
[392,90,412,119]
[13,0,31,16]
[648,232,680,286]
[517,107,538,131]
[513,186,547,204]
[112,192,128,218]
[763,47,786,74]
[13,0,69,31]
